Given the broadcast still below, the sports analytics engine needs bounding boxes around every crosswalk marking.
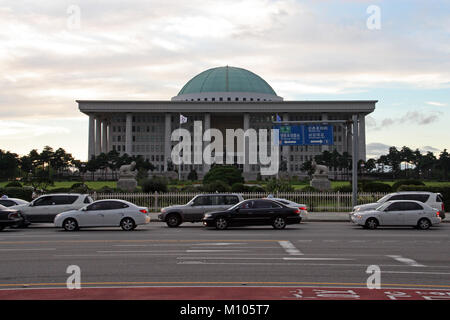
[278,241,303,255]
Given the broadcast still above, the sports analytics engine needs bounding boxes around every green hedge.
[362,182,392,192]
[392,179,425,191]
[398,185,449,212]
[0,187,33,201]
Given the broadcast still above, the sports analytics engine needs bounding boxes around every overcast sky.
[1,0,449,161]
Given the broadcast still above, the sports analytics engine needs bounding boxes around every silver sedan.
[350,200,441,230]
[54,199,150,231]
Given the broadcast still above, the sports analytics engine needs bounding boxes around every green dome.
[177,66,278,96]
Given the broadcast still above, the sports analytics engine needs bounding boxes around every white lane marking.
[186,250,244,253]
[278,241,303,255]
[177,257,353,261]
[0,248,56,251]
[387,255,425,267]
[381,271,450,275]
[192,242,247,246]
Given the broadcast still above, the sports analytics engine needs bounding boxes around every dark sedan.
[0,204,24,231]
[202,199,302,230]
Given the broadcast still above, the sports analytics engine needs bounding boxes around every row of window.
[184,97,273,102]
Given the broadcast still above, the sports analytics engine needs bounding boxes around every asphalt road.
[0,221,449,291]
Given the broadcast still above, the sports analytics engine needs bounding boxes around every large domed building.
[78,66,376,180]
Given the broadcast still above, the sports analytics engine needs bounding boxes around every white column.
[358,114,366,161]
[243,113,250,175]
[95,117,101,156]
[125,113,133,155]
[107,122,112,153]
[88,114,95,160]
[283,113,290,173]
[164,113,171,171]
[203,113,211,175]
[346,121,352,155]
[102,119,108,154]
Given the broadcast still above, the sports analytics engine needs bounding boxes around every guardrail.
[91,192,389,213]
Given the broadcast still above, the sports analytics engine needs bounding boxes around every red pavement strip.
[1,286,450,300]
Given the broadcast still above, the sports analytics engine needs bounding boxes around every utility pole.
[352,114,359,208]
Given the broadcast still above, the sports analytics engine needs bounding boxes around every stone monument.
[310,160,331,191]
[117,161,137,192]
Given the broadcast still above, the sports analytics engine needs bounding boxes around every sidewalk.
[148,212,449,223]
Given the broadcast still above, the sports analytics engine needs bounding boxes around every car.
[352,191,445,219]
[202,199,302,230]
[158,193,244,227]
[264,196,308,221]
[10,193,94,226]
[0,196,29,207]
[350,200,441,230]
[0,204,24,231]
[54,199,150,231]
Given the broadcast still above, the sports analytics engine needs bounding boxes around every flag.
[180,114,188,124]
[276,114,282,122]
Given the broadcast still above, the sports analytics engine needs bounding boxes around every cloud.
[0,120,70,136]
[426,101,447,106]
[370,110,442,130]
[367,142,442,159]
[419,146,441,153]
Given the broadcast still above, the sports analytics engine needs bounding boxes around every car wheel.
[272,216,287,229]
[365,218,378,230]
[417,218,431,230]
[215,217,228,230]
[166,214,181,228]
[120,218,136,231]
[63,218,78,231]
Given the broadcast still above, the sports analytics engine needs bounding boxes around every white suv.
[11,193,93,225]
[352,191,445,219]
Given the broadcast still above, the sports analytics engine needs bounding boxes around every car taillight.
[139,209,148,214]
[442,203,445,212]
[299,206,307,211]
[436,211,440,217]
[293,208,300,214]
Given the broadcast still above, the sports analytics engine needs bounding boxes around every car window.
[254,200,273,209]
[84,196,93,204]
[398,194,430,202]
[436,194,443,202]
[403,202,423,211]
[224,196,239,205]
[193,196,210,206]
[386,202,405,211]
[86,202,110,211]
[0,199,16,207]
[239,200,255,209]
[270,201,283,208]
[108,201,129,209]
[389,195,404,201]
[52,195,78,205]
[33,196,53,206]
[210,195,224,205]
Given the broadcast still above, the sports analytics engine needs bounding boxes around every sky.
[0,0,449,161]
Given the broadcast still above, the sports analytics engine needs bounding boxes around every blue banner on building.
[274,125,333,145]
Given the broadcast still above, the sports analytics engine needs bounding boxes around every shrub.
[0,187,33,201]
[231,183,249,192]
[398,185,450,212]
[5,181,22,188]
[201,180,231,192]
[49,187,71,193]
[333,185,352,192]
[265,179,294,193]
[203,165,244,185]
[70,182,85,189]
[392,179,425,191]
[187,170,198,181]
[249,185,266,192]
[180,185,202,192]
[362,182,392,193]
[301,186,319,193]
[98,186,115,193]
[141,178,168,193]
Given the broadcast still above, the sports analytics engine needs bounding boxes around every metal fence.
[91,192,389,212]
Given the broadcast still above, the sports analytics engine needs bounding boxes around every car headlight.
[204,214,211,218]
[355,215,362,219]
[161,208,166,213]
[354,207,360,212]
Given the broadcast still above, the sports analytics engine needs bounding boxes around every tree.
[203,165,244,185]
[438,149,450,180]
[0,149,19,179]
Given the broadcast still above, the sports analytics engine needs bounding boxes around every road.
[0,221,449,299]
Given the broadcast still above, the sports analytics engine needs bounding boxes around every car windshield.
[376,194,391,203]
[375,202,389,211]
[227,201,244,211]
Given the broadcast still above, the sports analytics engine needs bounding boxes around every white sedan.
[265,197,308,221]
[350,200,441,230]
[54,199,150,231]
